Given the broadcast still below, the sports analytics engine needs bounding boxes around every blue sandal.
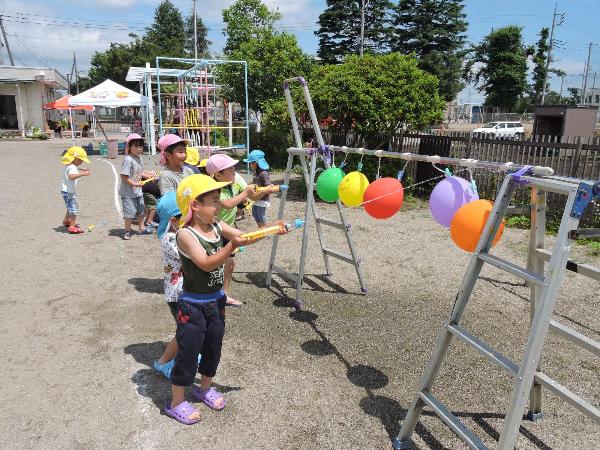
[153,359,175,379]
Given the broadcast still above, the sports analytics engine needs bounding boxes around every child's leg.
[124,218,133,231]
[196,297,226,408]
[224,257,242,306]
[158,337,178,365]
[137,212,146,231]
[146,207,156,225]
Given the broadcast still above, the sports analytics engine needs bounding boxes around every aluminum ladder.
[266,77,367,308]
[394,169,600,449]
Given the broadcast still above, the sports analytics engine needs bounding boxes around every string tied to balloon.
[338,146,349,170]
[397,160,410,181]
[374,150,383,179]
[356,147,365,172]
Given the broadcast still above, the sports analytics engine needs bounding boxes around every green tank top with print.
[177,224,224,294]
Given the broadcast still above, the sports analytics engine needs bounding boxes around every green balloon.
[316,167,345,202]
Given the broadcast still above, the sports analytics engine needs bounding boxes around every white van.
[472,121,525,139]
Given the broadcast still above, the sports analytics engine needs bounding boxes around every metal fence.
[301,128,600,227]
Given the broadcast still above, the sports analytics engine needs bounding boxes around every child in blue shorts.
[244,149,275,228]
[60,146,91,234]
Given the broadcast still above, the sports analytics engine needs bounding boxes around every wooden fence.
[301,129,600,228]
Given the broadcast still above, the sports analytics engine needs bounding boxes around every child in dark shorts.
[164,174,281,424]
[142,178,161,230]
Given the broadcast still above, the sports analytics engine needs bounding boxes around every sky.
[1,0,599,104]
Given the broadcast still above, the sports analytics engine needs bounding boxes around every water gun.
[253,184,288,194]
[240,219,305,241]
[140,175,159,186]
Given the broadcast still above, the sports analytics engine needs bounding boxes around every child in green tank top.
[164,174,282,425]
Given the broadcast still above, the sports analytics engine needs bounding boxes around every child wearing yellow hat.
[164,174,286,424]
[60,146,91,234]
[183,146,201,174]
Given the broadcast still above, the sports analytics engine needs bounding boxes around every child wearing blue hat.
[153,191,184,378]
[244,149,275,227]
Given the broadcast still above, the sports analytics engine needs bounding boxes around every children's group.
[59,133,282,424]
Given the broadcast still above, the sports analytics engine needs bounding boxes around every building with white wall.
[0,65,68,134]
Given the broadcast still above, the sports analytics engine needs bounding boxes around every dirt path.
[0,139,598,449]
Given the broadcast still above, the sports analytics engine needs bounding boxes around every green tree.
[222,0,282,54]
[464,26,531,110]
[391,0,467,101]
[531,27,550,103]
[145,0,186,56]
[268,53,444,144]
[218,33,314,113]
[315,0,392,64]
[184,11,211,57]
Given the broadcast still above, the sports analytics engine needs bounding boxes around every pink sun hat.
[206,154,239,176]
[157,134,189,166]
[125,133,143,145]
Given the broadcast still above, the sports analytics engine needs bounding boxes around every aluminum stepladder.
[394,168,600,449]
[266,77,367,308]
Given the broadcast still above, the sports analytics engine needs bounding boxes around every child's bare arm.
[68,169,91,180]
[219,184,256,209]
[120,174,142,187]
[178,229,244,271]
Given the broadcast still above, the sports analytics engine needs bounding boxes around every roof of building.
[0,65,68,89]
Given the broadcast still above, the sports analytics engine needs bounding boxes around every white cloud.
[94,0,139,7]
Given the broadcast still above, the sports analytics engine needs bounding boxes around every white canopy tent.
[69,79,149,141]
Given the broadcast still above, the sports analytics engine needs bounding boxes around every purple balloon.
[429,176,479,228]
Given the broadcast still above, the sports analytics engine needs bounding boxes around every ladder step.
[316,217,348,231]
[549,320,600,357]
[535,372,600,423]
[524,176,577,194]
[447,325,519,377]
[419,392,488,450]
[478,253,544,286]
[536,248,600,282]
[271,264,298,284]
[323,248,356,265]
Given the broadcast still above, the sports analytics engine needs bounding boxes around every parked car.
[472,121,525,139]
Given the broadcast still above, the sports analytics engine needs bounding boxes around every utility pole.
[0,15,15,66]
[581,42,593,105]
[541,4,564,105]
[559,75,564,101]
[193,0,198,60]
[359,0,366,57]
[73,53,79,94]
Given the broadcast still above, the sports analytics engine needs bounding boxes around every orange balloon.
[450,200,504,252]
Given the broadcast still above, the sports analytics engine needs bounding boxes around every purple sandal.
[192,386,227,411]
[164,401,201,424]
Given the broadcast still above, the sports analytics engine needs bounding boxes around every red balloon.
[363,177,404,219]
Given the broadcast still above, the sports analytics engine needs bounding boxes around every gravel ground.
[0,139,598,449]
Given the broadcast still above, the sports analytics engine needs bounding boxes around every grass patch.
[506,214,600,253]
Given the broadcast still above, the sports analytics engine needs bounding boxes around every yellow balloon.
[338,171,370,207]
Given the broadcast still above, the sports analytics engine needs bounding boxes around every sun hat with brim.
[125,133,144,145]
[156,191,181,239]
[243,149,269,170]
[185,146,200,166]
[198,158,208,168]
[157,134,189,166]
[176,174,232,226]
[205,154,238,176]
[61,146,90,164]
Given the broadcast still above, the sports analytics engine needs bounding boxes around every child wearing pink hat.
[206,154,260,306]
[119,133,157,240]
[157,134,196,195]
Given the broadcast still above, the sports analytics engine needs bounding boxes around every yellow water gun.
[240,219,304,241]
[253,184,288,194]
